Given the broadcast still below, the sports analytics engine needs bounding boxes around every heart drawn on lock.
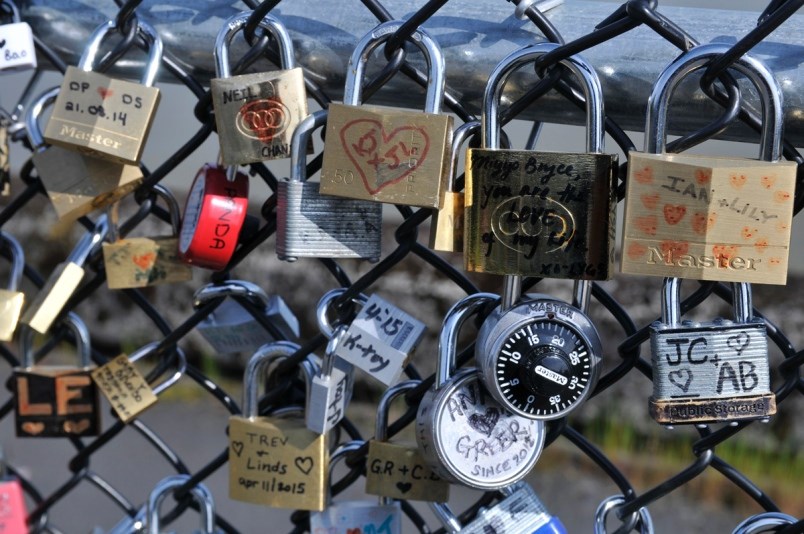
[668,368,692,393]
[339,119,430,195]
[231,441,245,458]
[727,332,751,355]
[63,419,91,434]
[97,87,114,100]
[467,406,500,437]
[294,456,314,475]
[395,482,412,494]
[0,40,6,49]
[22,421,45,435]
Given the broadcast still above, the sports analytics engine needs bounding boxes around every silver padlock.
[0,231,25,341]
[310,440,402,534]
[732,512,798,534]
[416,293,545,490]
[430,482,568,534]
[276,109,383,262]
[594,495,654,534]
[306,324,353,434]
[193,280,299,354]
[0,1,36,72]
[145,475,216,534]
[649,278,775,425]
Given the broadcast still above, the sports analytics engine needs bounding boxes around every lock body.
[650,320,775,424]
[429,190,464,252]
[365,440,449,502]
[0,22,37,71]
[277,180,382,262]
[310,501,401,534]
[197,296,299,354]
[461,483,568,534]
[306,365,351,435]
[212,69,308,165]
[0,478,28,533]
[465,149,617,278]
[103,236,192,289]
[0,289,24,341]
[320,104,453,208]
[20,262,86,334]
[44,67,161,165]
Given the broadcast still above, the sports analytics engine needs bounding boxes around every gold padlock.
[102,185,193,289]
[43,18,162,165]
[621,44,797,284]
[320,21,453,208]
[429,121,480,252]
[229,342,328,511]
[0,118,9,196]
[26,87,143,222]
[0,231,25,341]
[211,11,308,166]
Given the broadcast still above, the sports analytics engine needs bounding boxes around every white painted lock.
[306,324,354,434]
[0,2,36,73]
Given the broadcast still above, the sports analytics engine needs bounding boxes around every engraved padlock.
[0,231,25,341]
[145,475,216,534]
[732,512,798,534]
[26,87,143,222]
[365,380,450,502]
[0,0,36,72]
[306,325,353,435]
[465,42,617,279]
[430,482,568,534]
[0,449,28,534]
[310,440,402,534]
[594,495,654,534]
[416,293,545,490]
[193,280,299,355]
[477,281,603,420]
[429,120,479,252]
[277,110,383,262]
[649,278,775,425]
[103,185,193,289]
[44,18,162,165]
[20,214,108,334]
[621,44,797,285]
[320,21,453,208]
[228,341,327,511]
[211,11,308,165]
[14,313,101,437]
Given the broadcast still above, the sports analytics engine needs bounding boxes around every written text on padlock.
[91,355,158,423]
[15,368,100,437]
[365,441,449,502]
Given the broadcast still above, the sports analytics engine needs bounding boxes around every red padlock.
[0,474,28,534]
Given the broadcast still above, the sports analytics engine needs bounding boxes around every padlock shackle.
[428,502,462,533]
[732,512,797,534]
[24,86,59,151]
[20,312,92,368]
[447,121,480,193]
[67,214,109,265]
[593,495,653,534]
[661,277,753,326]
[645,43,783,162]
[316,287,369,339]
[0,231,25,292]
[127,342,187,396]
[193,280,271,310]
[437,293,498,389]
[214,11,296,78]
[151,184,183,235]
[374,380,419,442]
[320,324,348,378]
[242,341,304,418]
[1,0,21,23]
[343,21,446,113]
[146,475,215,534]
[482,42,604,153]
[78,19,163,87]
[290,109,327,183]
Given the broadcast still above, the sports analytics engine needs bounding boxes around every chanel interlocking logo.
[489,196,576,258]
[236,98,291,142]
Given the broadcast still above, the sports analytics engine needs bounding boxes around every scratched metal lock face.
[464,149,617,279]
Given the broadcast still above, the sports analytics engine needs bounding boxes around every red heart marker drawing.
[97,87,114,100]
[340,119,430,195]
[663,204,687,225]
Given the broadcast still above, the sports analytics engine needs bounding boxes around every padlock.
[365,380,450,502]
[310,440,402,534]
[465,42,617,279]
[43,18,162,165]
[621,44,797,285]
[14,313,101,437]
[26,87,143,222]
[211,11,308,165]
[20,214,108,334]
[593,495,653,534]
[0,231,25,341]
[145,475,216,534]
[416,293,545,490]
[429,120,479,252]
[732,512,798,534]
[92,341,186,423]
[476,281,603,420]
[276,109,383,262]
[0,116,9,195]
[0,0,36,72]
[306,325,353,434]
[320,21,453,208]
[649,278,775,425]
[193,280,299,354]
[103,185,193,289]
[228,341,327,510]
[430,482,567,534]
[317,288,426,387]
[178,163,249,271]
[0,449,28,534]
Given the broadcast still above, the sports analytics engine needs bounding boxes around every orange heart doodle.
[695,169,711,185]
[663,204,687,225]
[634,215,658,236]
[774,190,791,203]
[626,242,648,260]
[730,174,747,189]
[754,238,768,253]
[63,419,91,434]
[741,226,759,240]
[712,244,739,265]
[760,175,776,189]
[661,240,689,257]
[22,421,45,435]
[691,212,711,235]
[776,221,789,233]
[641,193,660,210]
[133,252,156,270]
[97,87,114,100]
[769,257,782,267]
[634,166,653,184]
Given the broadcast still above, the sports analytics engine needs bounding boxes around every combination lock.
[477,293,602,420]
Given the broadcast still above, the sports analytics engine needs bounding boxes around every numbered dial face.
[494,320,593,418]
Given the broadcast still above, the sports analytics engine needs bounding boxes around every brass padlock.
[26,87,143,222]
[43,18,162,165]
[102,185,193,289]
[0,231,25,341]
[465,42,617,279]
[621,44,797,284]
[429,120,480,252]
[320,21,453,208]
[229,342,328,511]
[211,11,308,165]
[14,314,101,437]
